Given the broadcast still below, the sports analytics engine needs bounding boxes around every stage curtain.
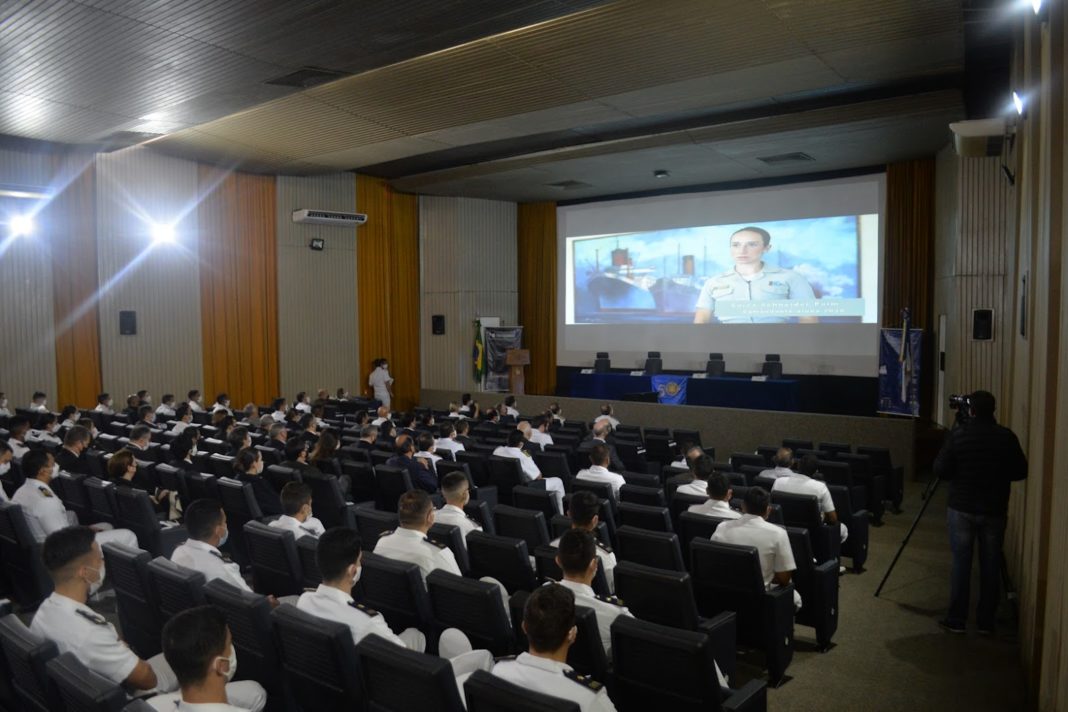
[884,158,936,413]
[355,175,420,411]
[50,153,102,408]
[517,202,558,395]
[196,166,280,406]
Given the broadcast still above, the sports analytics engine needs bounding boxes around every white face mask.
[0,398,7,408]
[0,463,9,475]
[143,396,152,405]
[86,563,105,596]
[51,463,60,479]
[106,400,113,408]
[190,446,198,457]
[352,565,362,586]
[215,646,238,682]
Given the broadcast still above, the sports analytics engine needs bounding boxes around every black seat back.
[426,570,515,656]
[486,457,525,506]
[0,502,53,607]
[728,453,765,471]
[147,556,207,621]
[466,531,536,594]
[296,535,323,589]
[84,477,118,525]
[359,552,434,634]
[569,605,609,682]
[354,633,466,712]
[770,490,823,530]
[619,484,665,507]
[374,465,413,512]
[532,545,611,597]
[677,511,731,566]
[0,614,61,712]
[243,520,304,597]
[265,464,301,494]
[101,543,160,659]
[271,603,363,711]
[612,561,700,631]
[532,451,572,483]
[456,452,490,488]
[464,499,494,535]
[492,505,550,553]
[428,523,470,574]
[111,487,164,555]
[303,472,352,529]
[782,438,813,452]
[511,486,557,522]
[46,652,127,712]
[617,502,672,532]
[464,669,579,712]
[203,579,287,703]
[668,493,708,532]
[341,460,376,504]
[615,526,684,571]
[354,509,398,551]
[217,479,262,565]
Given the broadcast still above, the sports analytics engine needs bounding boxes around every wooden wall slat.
[516,201,558,395]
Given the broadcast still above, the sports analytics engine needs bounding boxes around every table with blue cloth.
[569,372,800,412]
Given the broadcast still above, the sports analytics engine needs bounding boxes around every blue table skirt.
[569,372,800,412]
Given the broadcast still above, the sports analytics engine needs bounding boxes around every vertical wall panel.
[276,173,359,400]
[517,202,557,395]
[419,195,517,392]
[96,147,203,399]
[197,167,279,406]
[0,147,59,406]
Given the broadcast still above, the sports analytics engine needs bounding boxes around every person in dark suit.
[227,426,251,456]
[169,431,200,472]
[298,413,320,445]
[54,425,92,475]
[126,425,156,462]
[386,435,437,494]
[585,421,625,473]
[107,447,171,515]
[453,420,475,450]
[282,438,320,478]
[354,424,378,450]
[233,447,282,517]
[265,422,287,450]
[397,413,419,441]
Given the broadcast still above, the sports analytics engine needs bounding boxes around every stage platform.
[569,372,800,411]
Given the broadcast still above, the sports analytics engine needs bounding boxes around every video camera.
[949,393,972,425]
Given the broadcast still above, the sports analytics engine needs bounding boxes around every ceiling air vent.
[265,67,351,89]
[757,152,815,166]
[546,180,592,190]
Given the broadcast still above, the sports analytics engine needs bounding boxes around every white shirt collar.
[558,579,595,598]
[585,465,610,475]
[516,652,572,674]
[392,527,426,540]
[442,504,465,515]
[184,539,222,555]
[314,583,353,605]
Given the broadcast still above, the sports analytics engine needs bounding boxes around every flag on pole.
[472,320,485,383]
[899,308,912,404]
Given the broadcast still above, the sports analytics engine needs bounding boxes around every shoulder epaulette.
[594,594,625,607]
[424,538,447,549]
[563,668,603,691]
[597,542,613,555]
[379,529,394,538]
[75,609,107,625]
[209,550,233,563]
[495,654,517,662]
[38,486,53,498]
[348,601,379,617]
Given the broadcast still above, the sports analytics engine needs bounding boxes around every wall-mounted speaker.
[431,314,445,335]
[972,309,994,341]
[119,310,137,336]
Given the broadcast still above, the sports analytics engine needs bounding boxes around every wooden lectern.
[506,349,531,395]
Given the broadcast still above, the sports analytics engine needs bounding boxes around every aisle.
[766,484,1025,711]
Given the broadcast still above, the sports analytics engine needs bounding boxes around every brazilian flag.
[473,320,485,382]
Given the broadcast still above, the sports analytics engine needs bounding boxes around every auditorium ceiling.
[0,0,1013,201]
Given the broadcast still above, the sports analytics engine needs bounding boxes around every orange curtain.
[884,158,936,414]
[196,166,280,406]
[517,202,558,395]
[355,176,420,411]
[50,154,102,408]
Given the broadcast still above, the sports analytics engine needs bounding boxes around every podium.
[506,349,530,395]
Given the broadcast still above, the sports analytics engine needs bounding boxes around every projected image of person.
[693,226,818,324]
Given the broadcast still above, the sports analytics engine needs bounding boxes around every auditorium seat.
[570,480,617,517]
[508,589,607,682]
[819,442,852,457]
[511,485,557,523]
[642,433,675,467]
[619,484,666,507]
[113,487,187,557]
[84,477,119,527]
[358,553,436,640]
[244,521,304,597]
[355,633,466,712]
[669,493,708,532]
[531,545,611,597]
[50,471,90,524]
[271,604,363,710]
[217,478,265,566]
[784,527,839,651]
[146,557,206,621]
[464,499,495,535]
[354,508,398,550]
[0,502,53,608]
[0,614,61,712]
[610,616,768,712]
[296,536,323,589]
[486,456,528,506]
[154,464,188,509]
[184,472,220,506]
[428,523,470,574]
[755,446,778,465]
[816,459,866,511]
[493,505,550,554]
[781,438,813,452]
[302,472,357,529]
[46,652,127,712]
[677,511,731,567]
[705,353,726,378]
[617,502,672,532]
[466,532,537,594]
[828,485,870,573]
[101,543,161,659]
[464,669,579,712]
[374,465,413,512]
[426,570,515,657]
[770,491,841,565]
[729,453,765,471]
[689,539,794,685]
[855,445,904,512]
[265,464,301,494]
[615,526,685,571]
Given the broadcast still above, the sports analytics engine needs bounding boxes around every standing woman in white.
[368,358,395,411]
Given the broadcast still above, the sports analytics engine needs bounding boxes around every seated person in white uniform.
[593,404,619,430]
[27,413,62,446]
[6,416,31,461]
[503,395,520,418]
[528,415,555,449]
[712,487,801,611]
[375,489,463,580]
[434,472,483,543]
[771,454,848,542]
[13,450,137,548]
[492,584,617,712]
[434,422,466,455]
[31,526,266,711]
[555,529,633,657]
[153,605,260,712]
[575,444,626,500]
[187,390,206,413]
[688,471,743,519]
[0,442,13,503]
[759,447,799,480]
[677,453,715,497]
[493,430,565,513]
[268,482,326,540]
[413,432,442,474]
[28,390,49,413]
[549,491,616,593]
[94,393,115,415]
[154,394,177,419]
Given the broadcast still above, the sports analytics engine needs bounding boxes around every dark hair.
[441,471,469,499]
[398,489,432,527]
[316,527,362,581]
[130,424,152,442]
[64,425,91,448]
[22,449,52,480]
[162,393,175,404]
[568,491,601,527]
[773,447,795,469]
[185,499,225,540]
[549,402,561,416]
[400,413,416,428]
[523,584,575,652]
[162,605,230,688]
[298,413,316,431]
[971,390,996,418]
[420,412,435,427]
[233,447,261,474]
[0,441,11,456]
[416,432,434,453]
[692,454,715,481]
[461,393,471,405]
[588,443,610,467]
[797,454,820,477]
[107,449,136,480]
[32,391,46,401]
[215,393,228,405]
[504,395,516,407]
[454,420,470,435]
[136,390,148,400]
[272,397,286,411]
[138,404,154,420]
[730,226,772,246]
[600,404,612,416]
[8,416,30,437]
[439,422,456,438]
[507,429,525,448]
[60,405,78,421]
[394,435,414,456]
[707,471,731,500]
[97,393,110,404]
[188,390,201,400]
[283,438,307,463]
[310,431,338,463]
[175,403,191,419]
[36,412,57,429]
[533,415,548,430]
[42,525,95,574]
[744,486,770,516]
[557,529,596,576]
[280,482,312,516]
[171,432,195,461]
[227,426,249,452]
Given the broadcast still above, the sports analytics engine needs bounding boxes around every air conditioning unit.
[291,209,367,227]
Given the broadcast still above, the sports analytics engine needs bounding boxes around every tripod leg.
[875,478,940,598]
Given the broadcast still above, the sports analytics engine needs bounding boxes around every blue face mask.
[219,528,229,547]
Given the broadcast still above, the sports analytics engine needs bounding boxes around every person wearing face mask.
[0,442,14,502]
[375,489,462,581]
[55,425,93,475]
[6,415,31,460]
[137,389,152,407]
[211,393,232,415]
[187,389,205,413]
[0,391,10,417]
[155,393,177,419]
[169,432,200,472]
[153,605,266,712]
[27,413,63,446]
[93,392,114,414]
[171,404,195,435]
[368,358,394,411]
[12,450,137,547]
[108,449,172,516]
[268,482,325,540]
[59,405,80,430]
[28,390,48,413]
[232,447,282,516]
[171,500,256,595]
[434,472,482,542]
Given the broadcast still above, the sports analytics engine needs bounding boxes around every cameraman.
[933,390,1027,634]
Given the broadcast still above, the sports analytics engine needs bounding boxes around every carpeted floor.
[762,483,1026,712]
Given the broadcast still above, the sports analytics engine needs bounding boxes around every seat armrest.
[722,679,768,712]
[159,525,189,559]
[698,611,737,685]
[761,585,795,685]
[340,503,358,529]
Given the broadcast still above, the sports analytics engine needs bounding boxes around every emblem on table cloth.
[651,375,687,405]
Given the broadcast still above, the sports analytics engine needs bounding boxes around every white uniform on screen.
[695,265,815,324]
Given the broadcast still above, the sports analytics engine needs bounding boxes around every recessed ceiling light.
[653,169,670,179]
[1032,0,1042,14]
[150,222,176,243]
[9,214,34,237]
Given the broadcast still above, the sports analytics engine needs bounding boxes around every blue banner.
[878,328,923,416]
[651,375,688,405]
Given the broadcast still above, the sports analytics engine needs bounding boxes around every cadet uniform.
[12,478,137,548]
[31,592,266,711]
[171,539,252,592]
[675,479,709,498]
[758,466,796,480]
[434,504,482,540]
[374,527,461,580]
[771,473,848,542]
[712,514,801,610]
[492,653,616,712]
[550,534,616,594]
[154,404,176,418]
[529,430,554,449]
[268,514,325,540]
[574,466,626,500]
[434,437,465,455]
[695,265,815,323]
[368,368,393,410]
[556,580,631,657]
[688,498,741,520]
[492,445,565,512]
[7,438,29,461]
[297,584,425,651]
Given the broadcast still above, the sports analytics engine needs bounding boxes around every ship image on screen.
[570,215,876,325]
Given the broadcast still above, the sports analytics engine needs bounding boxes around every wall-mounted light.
[1032,0,1042,14]
[309,238,325,251]
[150,222,176,244]
[9,214,34,237]
[1012,91,1025,116]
